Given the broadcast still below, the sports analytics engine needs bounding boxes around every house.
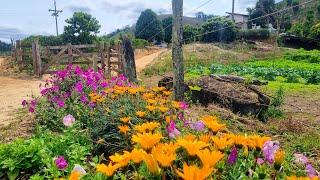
[226,12,249,30]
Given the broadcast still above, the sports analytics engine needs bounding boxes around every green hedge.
[238,29,270,40]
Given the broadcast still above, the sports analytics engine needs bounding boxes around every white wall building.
[226,12,249,30]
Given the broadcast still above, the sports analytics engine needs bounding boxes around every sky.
[0,0,273,43]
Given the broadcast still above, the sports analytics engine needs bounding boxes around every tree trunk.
[172,0,184,101]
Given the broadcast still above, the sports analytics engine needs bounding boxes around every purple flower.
[63,114,76,127]
[30,100,37,107]
[262,141,279,164]
[57,100,65,108]
[294,153,309,166]
[75,82,83,93]
[228,147,238,165]
[89,102,96,108]
[306,163,318,178]
[28,107,35,113]
[55,156,68,170]
[21,100,28,107]
[80,95,88,103]
[100,82,108,88]
[57,70,68,79]
[189,121,205,131]
[166,121,180,139]
[75,66,83,75]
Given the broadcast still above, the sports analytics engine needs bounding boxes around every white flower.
[63,114,75,127]
[73,164,86,175]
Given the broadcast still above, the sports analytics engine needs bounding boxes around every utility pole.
[172,0,184,101]
[232,0,235,22]
[49,0,63,36]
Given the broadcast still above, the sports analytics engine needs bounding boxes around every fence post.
[106,46,111,78]
[32,41,42,77]
[99,43,106,72]
[32,41,37,75]
[16,40,23,70]
[67,43,73,64]
[93,55,98,72]
[117,42,124,74]
[122,37,137,82]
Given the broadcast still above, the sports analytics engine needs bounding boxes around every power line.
[147,0,215,42]
[182,0,316,42]
[49,0,63,36]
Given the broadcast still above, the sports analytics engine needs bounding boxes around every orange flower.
[204,120,226,133]
[176,163,213,180]
[177,138,208,156]
[136,111,146,118]
[130,148,147,163]
[146,99,157,104]
[96,163,120,177]
[158,106,169,113]
[152,143,178,167]
[134,122,160,133]
[143,93,155,100]
[132,133,163,150]
[128,88,139,95]
[163,91,172,96]
[109,152,131,167]
[201,115,218,123]
[211,136,234,150]
[196,149,224,168]
[199,134,211,143]
[120,117,131,123]
[146,105,157,112]
[118,125,130,134]
[172,101,181,109]
[69,171,80,180]
[143,154,160,174]
[275,150,285,165]
[165,115,176,123]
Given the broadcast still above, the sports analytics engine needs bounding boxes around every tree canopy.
[63,12,101,45]
[247,0,276,28]
[135,9,163,42]
[0,41,11,52]
[162,17,173,43]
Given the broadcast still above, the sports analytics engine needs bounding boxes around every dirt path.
[135,49,168,72]
[0,49,167,128]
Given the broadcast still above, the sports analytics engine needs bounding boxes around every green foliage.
[0,40,11,53]
[183,25,199,44]
[132,38,150,48]
[238,29,270,40]
[310,23,320,39]
[247,0,276,28]
[135,9,163,42]
[162,17,173,43]
[200,17,237,43]
[265,87,285,119]
[0,128,92,179]
[284,49,320,63]
[63,12,101,45]
[21,35,64,47]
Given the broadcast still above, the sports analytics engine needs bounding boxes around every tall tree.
[162,17,173,43]
[135,9,163,42]
[63,12,101,45]
[248,0,276,28]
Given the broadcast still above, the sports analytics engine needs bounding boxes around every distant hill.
[158,14,205,26]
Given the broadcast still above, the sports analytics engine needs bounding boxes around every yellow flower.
[109,152,131,167]
[183,134,196,141]
[286,176,317,180]
[134,122,160,133]
[196,149,224,168]
[249,135,271,150]
[69,171,80,180]
[96,163,120,177]
[199,134,211,143]
[118,125,130,134]
[163,91,172,96]
[130,148,147,163]
[128,88,139,95]
[275,150,285,165]
[146,105,157,112]
[143,93,155,100]
[177,138,208,156]
[172,101,181,109]
[136,111,146,118]
[165,115,176,123]
[120,117,131,123]
[146,99,157,104]
[152,143,178,167]
[211,136,234,150]
[158,106,169,113]
[143,154,160,174]
[176,163,213,180]
[132,133,163,150]
[201,115,218,123]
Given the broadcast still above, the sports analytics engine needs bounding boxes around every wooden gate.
[31,41,124,77]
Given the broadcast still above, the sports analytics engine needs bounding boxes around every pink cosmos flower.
[55,156,68,170]
[179,102,189,110]
[256,158,265,165]
[63,114,75,127]
[166,121,180,139]
[294,153,309,166]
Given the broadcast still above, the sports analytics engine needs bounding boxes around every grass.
[263,81,320,94]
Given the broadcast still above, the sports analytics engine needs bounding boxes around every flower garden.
[0,65,319,180]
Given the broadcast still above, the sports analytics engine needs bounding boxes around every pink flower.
[228,147,238,165]
[256,158,265,165]
[55,156,68,170]
[63,114,75,127]
[306,163,319,178]
[21,100,28,107]
[262,141,279,164]
[294,153,309,166]
[166,121,180,139]
[179,102,189,110]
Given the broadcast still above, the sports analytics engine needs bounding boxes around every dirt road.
[0,49,166,128]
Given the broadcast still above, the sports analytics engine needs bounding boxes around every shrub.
[132,38,150,49]
[238,29,270,40]
[183,24,199,44]
[285,49,320,63]
[310,23,320,39]
[200,16,237,43]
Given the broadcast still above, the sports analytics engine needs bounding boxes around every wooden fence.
[12,40,124,77]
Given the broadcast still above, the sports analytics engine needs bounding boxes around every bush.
[132,38,150,49]
[310,23,320,39]
[21,35,64,47]
[285,49,320,63]
[183,25,199,44]
[200,16,237,43]
[238,29,270,40]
